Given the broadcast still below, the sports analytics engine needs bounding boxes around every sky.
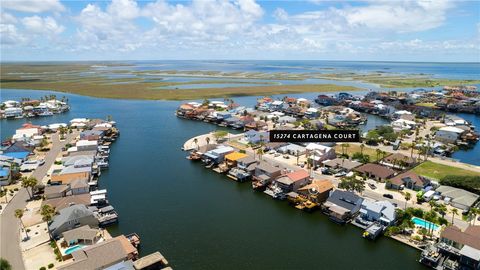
[1,0,479,62]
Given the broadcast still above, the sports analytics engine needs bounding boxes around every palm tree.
[450,208,459,225]
[0,258,12,270]
[205,137,211,145]
[470,208,479,225]
[376,149,382,162]
[21,176,38,199]
[404,192,411,210]
[360,143,365,156]
[435,203,447,219]
[14,209,28,239]
[40,204,56,223]
[344,143,350,156]
[410,141,416,158]
[428,200,437,211]
[257,148,264,161]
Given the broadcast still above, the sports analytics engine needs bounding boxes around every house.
[2,141,33,160]
[0,167,11,186]
[49,204,99,238]
[42,194,92,211]
[202,146,234,164]
[76,140,98,151]
[274,170,310,193]
[243,130,269,144]
[237,156,257,171]
[315,95,336,106]
[323,190,364,223]
[252,162,282,188]
[381,153,417,169]
[244,120,267,131]
[270,100,286,111]
[355,163,395,182]
[57,236,138,270]
[51,166,91,185]
[80,130,104,141]
[45,185,69,199]
[391,119,416,131]
[359,200,396,226]
[305,143,336,164]
[277,144,306,156]
[305,108,320,119]
[277,116,297,124]
[387,171,430,191]
[436,186,479,210]
[62,225,101,246]
[224,152,248,168]
[322,158,362,172]
[436,126,465,143]
[297,179,333,203]
[438,226,480,270]
[70,178,90,195]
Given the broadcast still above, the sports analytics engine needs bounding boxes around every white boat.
[38,111,54,116]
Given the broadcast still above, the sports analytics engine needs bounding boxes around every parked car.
[383,193,394,199]
[368,183,376,190]
[334,172,346,177]
[38,159,45,166]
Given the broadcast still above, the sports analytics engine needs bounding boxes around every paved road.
[0,133,76,270]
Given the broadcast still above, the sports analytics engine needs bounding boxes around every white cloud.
[22,16,64,35]
[1,12,18,24]
[2,0,65,13]
[107,0,140,20]
[0,24,25,45]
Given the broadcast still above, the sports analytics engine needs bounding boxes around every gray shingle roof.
[49,204,95,232]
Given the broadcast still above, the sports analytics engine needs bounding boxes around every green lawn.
[412,161,480,180]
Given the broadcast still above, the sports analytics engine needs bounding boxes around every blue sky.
[1,0,479,62]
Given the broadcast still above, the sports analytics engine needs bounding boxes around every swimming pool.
[64,244,85,255]
[411,217,440,231]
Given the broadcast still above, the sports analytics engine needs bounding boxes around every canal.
[0,89,444,269]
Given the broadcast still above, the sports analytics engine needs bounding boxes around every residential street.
[0,133,76,270]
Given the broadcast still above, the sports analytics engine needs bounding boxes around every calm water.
[1,89,428,270]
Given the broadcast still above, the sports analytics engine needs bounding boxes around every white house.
[359,200,396,226]
[392,119,416,131]
[435,126,465,143]
[305,143,336,164]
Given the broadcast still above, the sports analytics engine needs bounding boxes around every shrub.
[48,263,54,269]
[40,267,46,270]
[14,188,18,191]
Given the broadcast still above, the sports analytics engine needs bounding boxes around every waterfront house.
[435,186,479,210]
[203,146,234,164]
[70,178,90,195]
[270,100,287,111]
[62,225,101,247]
[42,194,92,211]
[244,120,267,131]
[322,158,362,173]
[297,179,333,203]
[224,152,248,168]
[229,155,257,182]
[80,130,104,141]
[274,170,310,193]
[305,143,336,164]
[355,163,395,182]
[391,119,416,131]
[437,225,480,270]
[315,95,336,106]
[49,204,98,238]
[359,200,396,226]
[76,140,98,151]
[386,171,430,191]
[435,126,465,143]
[323,190,364,223]
[45,185,69,199]
[252,162,282,189]
[236,156,257,172]
[51,165,92,185]
[57,235,138,270]
[381,153,417,169]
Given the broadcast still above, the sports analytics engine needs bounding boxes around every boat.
[187,151,202,161]
[38,111,54,116]
[126,233,141,248]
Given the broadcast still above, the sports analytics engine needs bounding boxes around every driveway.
[0,132,77,270]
